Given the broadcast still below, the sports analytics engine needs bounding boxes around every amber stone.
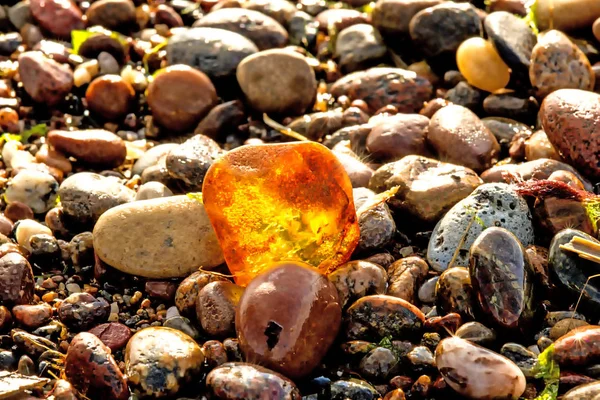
[236,262,342,379]
[202,142,359,286]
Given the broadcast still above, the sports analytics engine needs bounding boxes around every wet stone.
[86,0,136,32]
[435,336,526,399]
[483,117,533,152]
[85,75,135,121]
[328,260,388,308]
[435,266,475,320]
[206,363,301,400]
[330,67,433,114]
[386,256,428,304]
[554,325,600,367]
[195,100,246,141]
[366,114,431,162]
[418,277,438,304]
[167,27,258,80]
[0,253,34,306]
[330,379,380,400]
[564,381,600,400]
[408,346,436,375]
[58,293,110,331]
[500,342,538,378]
[469,227,536,331]
[236,49,317,115]
[48,129,127,168]
[359,347,398,381]
[335,24,387,73]
[428,104,500,173]
[540,89,600,179]
[427,183,534,272]
[125,327,204,396]
[147,65,218,132]
[197,281,244,337]
[65,332,128,400]
[372,0,443,37]
[29,0,84,39]
[165,134,224,190]
[409,3,482,61]
[175,271,229,316]
[12,304,52,329]
[530,31,595,98]
[18,51,73,107]
[549,229,600,311]
[195,8,288,51]
[550,318,589,340]
[345,295,425,341]
[236,262,341,379]
[369,155,482,223]
[353,188,395,251]
[59,173,134,227]
[443,81,482,111]
[12,330,58,358]
[483,94,538,124]
[5,170,58,214]
[484,11,536,75]
[316,9,367,32]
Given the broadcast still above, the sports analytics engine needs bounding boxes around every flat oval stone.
[436,336,526,399]
[0,253,34,306]
[330,67,432,114]
[236,49,317,115]
[469,227,536,331]
[88,322,131,351]
[125,327,204,397]
[29,0,84,39]
[167,27,258,80]
[428,104,500,173]
[48,129,126,168]
[93,195,224,278]
[554,325,600,367]
[206,363,301,400]
[345,295,425,341]
[548,229,600,311]
[195,8,288,50]
[484,11,537,74]
[328,260,387,308]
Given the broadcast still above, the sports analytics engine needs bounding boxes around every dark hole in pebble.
[264,320,283,350]
[496,199,503,208]
[509,202,516,210]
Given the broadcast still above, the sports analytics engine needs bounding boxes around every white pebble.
[66,283,81,294]
[15,219,52,251]
[5,170,59,213]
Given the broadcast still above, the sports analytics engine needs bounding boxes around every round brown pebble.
[12,304,52,329]
[5,201,34,222]
[197,281,245,337]
[236,262,342,379]
[65,332,128,400]
[147,65,217,132]
[85,75,135,121]
[88,322,132,351]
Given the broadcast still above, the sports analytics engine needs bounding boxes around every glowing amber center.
[202,142,360,286]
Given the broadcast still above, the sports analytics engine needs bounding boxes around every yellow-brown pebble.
[125,326,204,397]
[457,37,510,92]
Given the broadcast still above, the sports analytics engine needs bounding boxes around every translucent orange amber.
[202,142,360,286]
